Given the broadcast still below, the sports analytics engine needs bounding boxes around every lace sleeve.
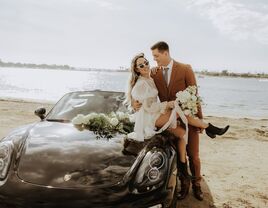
[131,80,149,103]
[143,100,168,114]
[132,79,168,114]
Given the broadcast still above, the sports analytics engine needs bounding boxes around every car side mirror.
[34,107,46,120]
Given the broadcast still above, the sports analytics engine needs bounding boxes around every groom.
[132,41,204,201]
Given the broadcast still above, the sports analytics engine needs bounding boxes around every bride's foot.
[205,129,216,139]
[205,123,230,138]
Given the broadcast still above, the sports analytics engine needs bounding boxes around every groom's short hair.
[151,41,169,52]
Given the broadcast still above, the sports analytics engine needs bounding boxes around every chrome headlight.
[132,148,168,193]
[0,141,14,180]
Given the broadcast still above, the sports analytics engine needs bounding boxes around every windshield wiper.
[46,118,70,123]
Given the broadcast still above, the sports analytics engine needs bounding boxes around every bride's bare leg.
[168,127,186,163]
[155,110,186,163]
[155,110,172,128]
[175,112,209,129]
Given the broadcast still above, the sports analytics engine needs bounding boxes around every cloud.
[185,0,268,45]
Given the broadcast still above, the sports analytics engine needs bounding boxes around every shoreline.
[0,97,267,121]
[0,97,55,105]
[1,66,268,78]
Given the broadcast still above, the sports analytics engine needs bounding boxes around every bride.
[124,53,229,166]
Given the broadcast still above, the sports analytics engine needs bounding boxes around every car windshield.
[45,91,128,121]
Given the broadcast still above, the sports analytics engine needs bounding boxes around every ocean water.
[0,67,268,119]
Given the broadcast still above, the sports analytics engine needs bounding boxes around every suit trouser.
[186,125,202,186]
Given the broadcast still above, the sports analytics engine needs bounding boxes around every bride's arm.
[132,80,172,114]
[131,97,142,112]
[143,99,171,114]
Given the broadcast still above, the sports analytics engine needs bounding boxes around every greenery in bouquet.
[71,111,135,139]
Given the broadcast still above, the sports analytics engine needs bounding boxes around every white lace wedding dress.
[127,76,189,142]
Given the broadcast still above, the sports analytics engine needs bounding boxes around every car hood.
[17,121,136,188]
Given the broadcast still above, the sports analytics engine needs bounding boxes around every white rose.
[187,102,193,109]
[180,97,187,104]
[110,112,117,118]
[110,118,119,126]
[129,114,136,122]
[187,86,197,95]
[83,114,93,124]
[72,114,85,125]
[116,111,126,120]
[191,95,197,102]
[184,110,191,116]
[189,101,197,109]
[89,112,98,119]
[127,132,137,139]
[183,91,191,100]
[177,92,187,103]
[99,113,109,121]
[181,103,187,109]
[176,91,182,98]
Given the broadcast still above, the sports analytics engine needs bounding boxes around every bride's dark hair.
[123,53,145,110]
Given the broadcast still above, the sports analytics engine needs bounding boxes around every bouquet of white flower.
[175,85,202,117]
[72,111,135,139]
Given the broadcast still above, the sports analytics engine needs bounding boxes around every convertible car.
[0,90,178,208]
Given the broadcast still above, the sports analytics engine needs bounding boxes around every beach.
[0,99,267,208]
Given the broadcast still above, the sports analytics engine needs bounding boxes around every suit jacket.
[151,60,203,119]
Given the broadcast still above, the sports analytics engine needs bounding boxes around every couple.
[125,41,229,201]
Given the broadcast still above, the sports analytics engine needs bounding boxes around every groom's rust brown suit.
[131,41,204,200]
[150,60,203,195]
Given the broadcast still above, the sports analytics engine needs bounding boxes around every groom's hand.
[167,101,175,109]
[132,100,142,111]
[197,119,205,133]
[197,128,204,134]
[151,66,161,75]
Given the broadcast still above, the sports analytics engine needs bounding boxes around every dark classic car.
[0,90,179,208]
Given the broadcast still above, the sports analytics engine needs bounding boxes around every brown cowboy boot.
[177,161,191,200]
[189,157,204,201]
[190,169,204,201]
[192,183,204,201]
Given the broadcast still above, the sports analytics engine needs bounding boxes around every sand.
[0,99,267,208]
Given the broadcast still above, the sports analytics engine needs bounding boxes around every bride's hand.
[168,101,175,109]
[132,100,142,111]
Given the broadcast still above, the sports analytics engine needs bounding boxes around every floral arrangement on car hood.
[72,111,135,139]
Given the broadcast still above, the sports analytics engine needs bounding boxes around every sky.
[0,0,268,73]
